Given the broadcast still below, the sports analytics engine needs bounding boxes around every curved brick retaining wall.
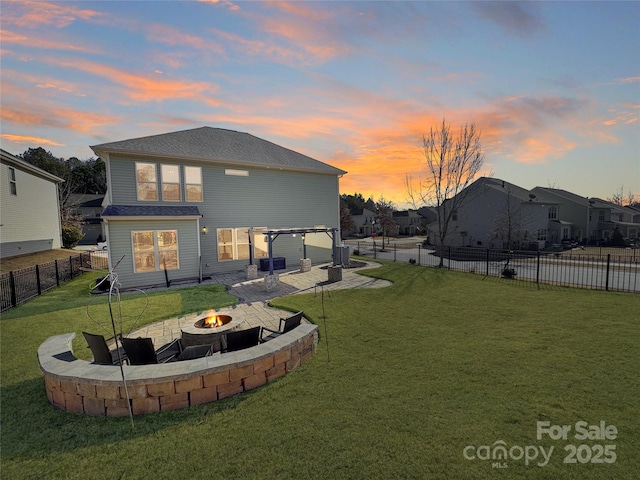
[38,324,318,416]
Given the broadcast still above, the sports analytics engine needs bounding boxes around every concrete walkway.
[130,261,390,348]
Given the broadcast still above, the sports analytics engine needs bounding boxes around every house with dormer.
[91,127,346,288]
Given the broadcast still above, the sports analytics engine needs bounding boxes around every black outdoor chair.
[82,331,128,365]
[121,337,181,365]
[176,344,215,361]
[222,326,262,353]
[261,311,304,342]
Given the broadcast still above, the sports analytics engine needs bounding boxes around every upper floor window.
[185,166,202,202]
[8,167,16,195]
[161,164,180,201]
[132,230,179,273]
[136,162,157,201]
[598,211,605,222]
[548,206,558,220]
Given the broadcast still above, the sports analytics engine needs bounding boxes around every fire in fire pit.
[194,310,232,329]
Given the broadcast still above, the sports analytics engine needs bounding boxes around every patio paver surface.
[129,261,389,348]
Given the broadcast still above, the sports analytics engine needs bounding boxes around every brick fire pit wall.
[38,324,318,416]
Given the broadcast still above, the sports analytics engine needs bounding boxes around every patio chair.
[82,331,128,365]
[261,311,304,342]
[222,326,262,353]
[176,344,214,361]
[121,337,181,365]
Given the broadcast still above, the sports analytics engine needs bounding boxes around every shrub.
[501,267,517,279]
[62,225,84,249]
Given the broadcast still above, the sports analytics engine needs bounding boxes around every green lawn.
[1,263,638,479]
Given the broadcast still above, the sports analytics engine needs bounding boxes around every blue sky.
[1,1,638,206]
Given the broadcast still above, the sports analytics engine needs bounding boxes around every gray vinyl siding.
[107,154,339,277]
[106,219,199,288]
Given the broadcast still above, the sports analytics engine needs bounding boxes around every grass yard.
[1,263,638,479]
[0,249,88,273]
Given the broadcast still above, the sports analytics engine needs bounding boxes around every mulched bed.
[320,260,367,270]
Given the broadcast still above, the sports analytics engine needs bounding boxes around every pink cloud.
[2,0,103,28]
[0,29,99,53]
[1,133,64,147]
[53,58,220,105]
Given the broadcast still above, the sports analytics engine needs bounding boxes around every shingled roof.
[102,205,201,218]
[91,127,346,175]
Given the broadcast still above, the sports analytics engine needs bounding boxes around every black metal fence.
[351,242,639,293]
[0,252,108,312]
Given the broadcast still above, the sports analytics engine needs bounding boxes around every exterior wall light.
[201,226,207,235]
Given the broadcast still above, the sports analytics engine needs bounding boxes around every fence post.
[536,251,540,284]
[605,254,611,291]
[36,264,42,295]
[55,260,60,286]
[9,271,17,308]
[486,249,490,276]
[69,256,73,279]
[448,246,451,269]
[394,243,397,262]
[417,244,421,265]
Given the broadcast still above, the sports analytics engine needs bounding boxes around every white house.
[0,149,63,258]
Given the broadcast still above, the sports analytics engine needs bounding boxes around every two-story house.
[345,208,376,238]
[530,188,640,245]
[427,177,554,249]
[91,127,346,289]
[65,194,106,245]
[1,149,63,258]
[393,209,424,236]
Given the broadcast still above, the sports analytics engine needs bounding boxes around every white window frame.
[217,227,268,261]
[185,166,203,202]
[548,206,558,220]
[537,229,547,241]
[8,167,16,195]
[132,230,179,273]
[135,162,158,201]
[161,164,181,202]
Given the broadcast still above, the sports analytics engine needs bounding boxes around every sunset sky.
[1,0,639,207]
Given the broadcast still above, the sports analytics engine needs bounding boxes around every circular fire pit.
[181,311,243,349]
[194,314,232,329]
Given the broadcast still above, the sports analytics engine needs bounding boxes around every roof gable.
[0,148,64,183]
[91,127,346,176]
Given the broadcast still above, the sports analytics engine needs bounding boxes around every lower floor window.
[133,230,179,272]
[217,227,269,261]
[537,229,547,241]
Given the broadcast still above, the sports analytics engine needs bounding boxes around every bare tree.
[375,196,396,248]
[340,200,355,240]
[607,185,636,207]
[409,119,485,266]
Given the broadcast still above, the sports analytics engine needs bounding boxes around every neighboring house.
[91,127,346,289]
[427,177,554,249]
[417,206,437,243]
[393,209,424,236]
[346,208,376,237]
[530,188,640,245]
[0,149,63,258]
[65,194,105,245]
